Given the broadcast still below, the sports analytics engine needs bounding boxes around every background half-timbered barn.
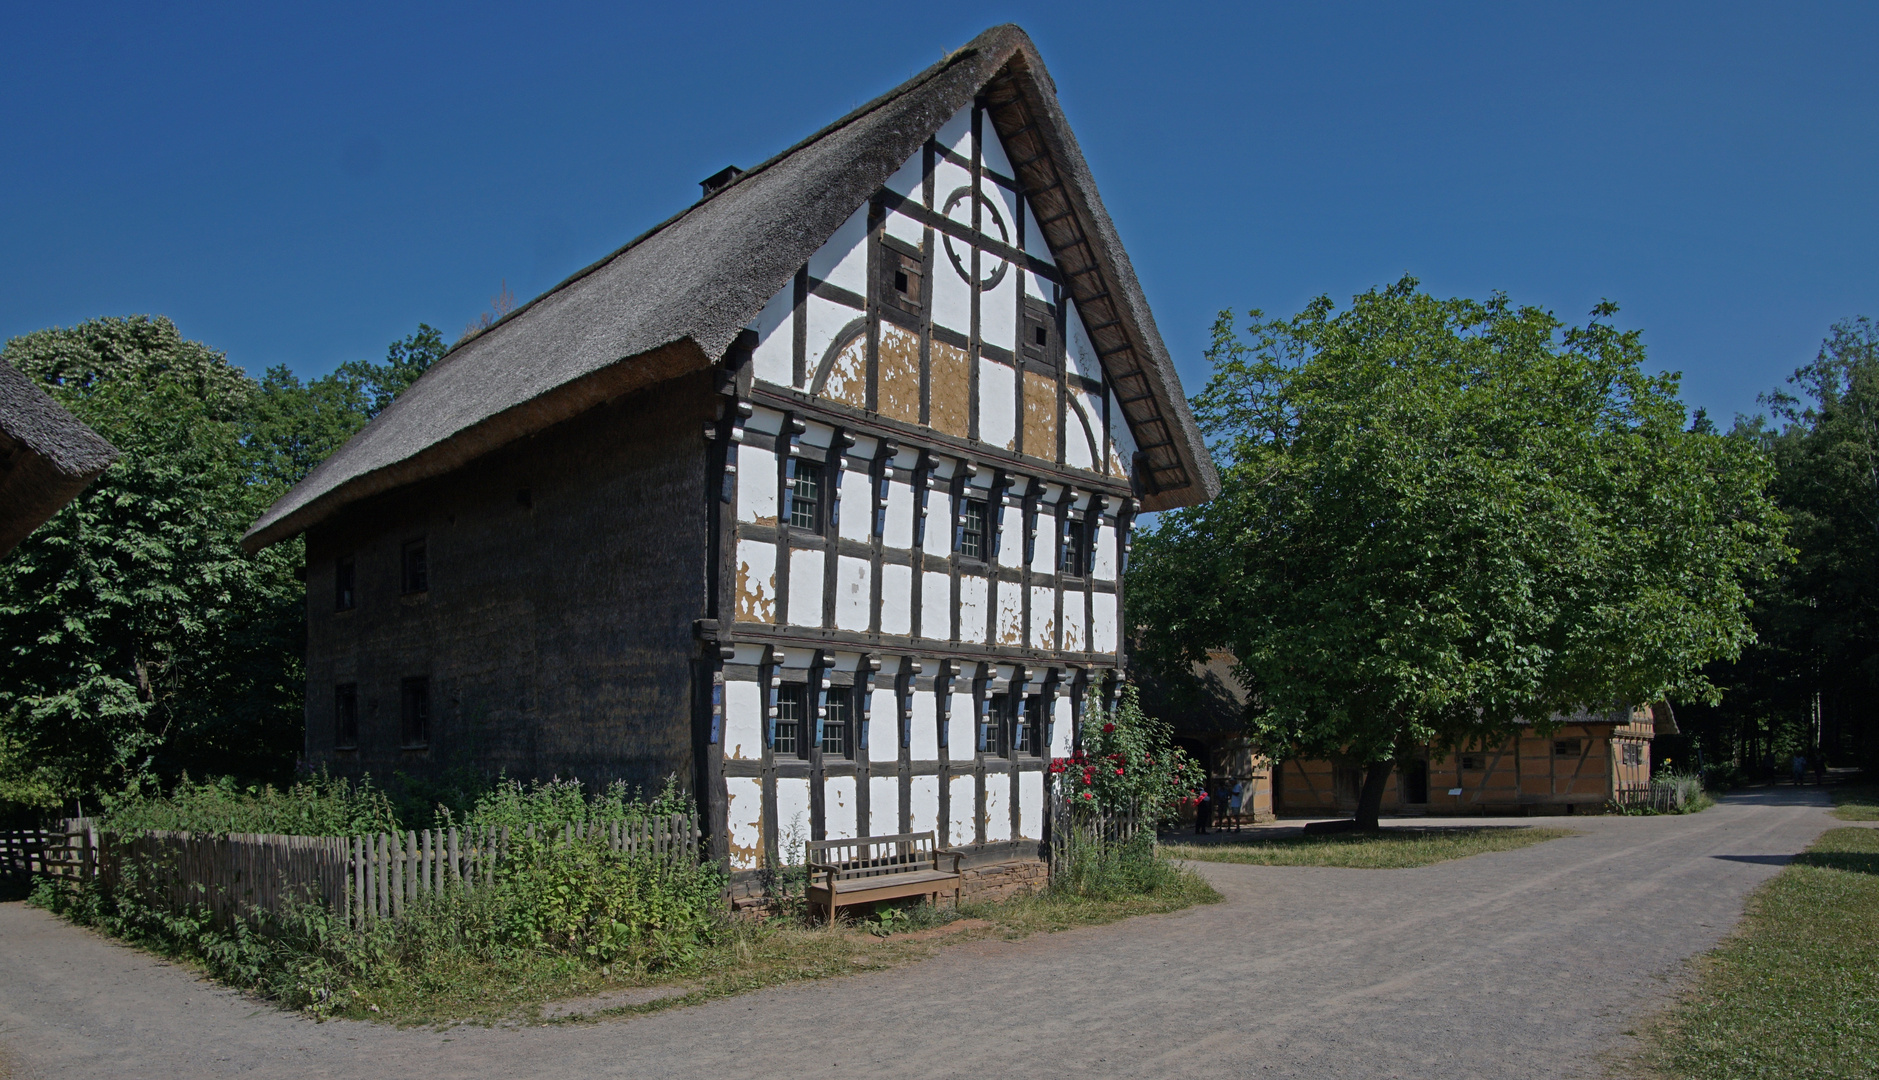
[1274,706,1665,817]
[244,25,1217,885]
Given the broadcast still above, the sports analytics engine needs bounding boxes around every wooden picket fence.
[1047,794,1143,887]
[0,813,701,929]
[348,815,701,925]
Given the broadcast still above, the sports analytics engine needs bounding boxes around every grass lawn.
[1829,786,1879,822]
[1161,825,1576,868]
[1639,827,1879,1079]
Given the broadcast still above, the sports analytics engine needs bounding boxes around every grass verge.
[1636,827,1879,1079]
[1829,785,1879,822]
[31,862,1219,1027]
[1161,825,1576,868]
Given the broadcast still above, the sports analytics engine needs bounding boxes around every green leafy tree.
[1679,318,1879,773]
[0,317,302,806]
[0,317,445,813]
[1130,279,1787,828]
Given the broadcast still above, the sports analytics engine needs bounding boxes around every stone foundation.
[955,857,1047,904]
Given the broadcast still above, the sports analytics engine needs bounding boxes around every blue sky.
[3,2,1875,424]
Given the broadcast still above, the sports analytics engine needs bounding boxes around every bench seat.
[804,832,963,923]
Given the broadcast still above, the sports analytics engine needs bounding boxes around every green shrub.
[98,771,400,836]
[445,774,693,831]
[1050,829,1188,901]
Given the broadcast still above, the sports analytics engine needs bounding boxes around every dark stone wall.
[302,373,714,795]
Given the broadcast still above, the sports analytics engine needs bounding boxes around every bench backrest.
[806,832,941,882]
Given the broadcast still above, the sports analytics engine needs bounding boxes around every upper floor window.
[789,462,822,531]
[401,540,428,594]
[1621,743,1643,766]
[879,239,923,318]
[774,683,805,757]
[979,693,1007,756]
[959,498,987,560]
[1015,694,1043,756]
[334,683,358,748]
[1021,298,1055,369]
[400,677,430,748]
[334,555,356,611]
[1059,514,1087,575]
[1554,738,1582,759]
[822,688,851,758]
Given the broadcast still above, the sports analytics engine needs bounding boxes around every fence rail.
[0,813,701,928]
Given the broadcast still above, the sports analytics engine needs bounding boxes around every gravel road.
[0,786,1837,1080]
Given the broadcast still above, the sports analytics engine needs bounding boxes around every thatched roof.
[0,360,118,555]
[245,24,1216,552]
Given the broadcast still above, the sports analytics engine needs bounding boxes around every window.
[880,241,923,317]
[1059,514,1086,574]
[401,540,428,594]
[334,684,358,748]
[400,677,430,748]
[774,684,804,757]
[959,498,987,560]
[1015,695,1043,756]
[789,462,822,531]
[822,688,850,758]
[1021,298,1055,368]
[1554,738,1583,759]
[1459,753,1489,771]
[1621,743,1643,766]
[334,556,355,611]
[979,694,1006,755]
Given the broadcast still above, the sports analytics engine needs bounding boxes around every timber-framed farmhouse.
[245,25,1217,880]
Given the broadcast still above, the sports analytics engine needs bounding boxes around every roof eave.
[242,337,710,553]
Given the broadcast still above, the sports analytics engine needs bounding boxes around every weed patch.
[1162,826,1576,868]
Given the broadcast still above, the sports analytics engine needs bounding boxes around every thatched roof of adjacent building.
[245,23,1217,552]
[0,360,118,556]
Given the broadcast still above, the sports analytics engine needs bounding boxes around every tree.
[1130,279,1787,828]
[0,317,302,806]
[1677,318,1879,773]
[0,316,444,813]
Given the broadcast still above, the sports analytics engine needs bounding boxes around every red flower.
[1102,723,1116,734]
[1114,767,1124,776]
[1082,792,1094,800]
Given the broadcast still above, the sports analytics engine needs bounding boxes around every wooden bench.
[805,831,964,924]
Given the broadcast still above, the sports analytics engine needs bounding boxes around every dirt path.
[0,788,1836,1080]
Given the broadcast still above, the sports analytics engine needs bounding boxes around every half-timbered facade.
[1275,707,1663,817]
[245,26,1216,880]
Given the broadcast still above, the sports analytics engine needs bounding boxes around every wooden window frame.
[980,692,1007,757]
[1059,512,1087,576]
[400,539,428,595]
[788,461,823,533]
[400,676,430,749]
[879,236,924,318]
[959,497,988,561]
[334,683,359,749]
[774,683,806,758]
[821,686,852,759]
[334,555,356,611]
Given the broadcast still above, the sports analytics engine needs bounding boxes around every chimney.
[699,166,744,199]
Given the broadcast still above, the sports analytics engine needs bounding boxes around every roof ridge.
[436,43,988,367]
